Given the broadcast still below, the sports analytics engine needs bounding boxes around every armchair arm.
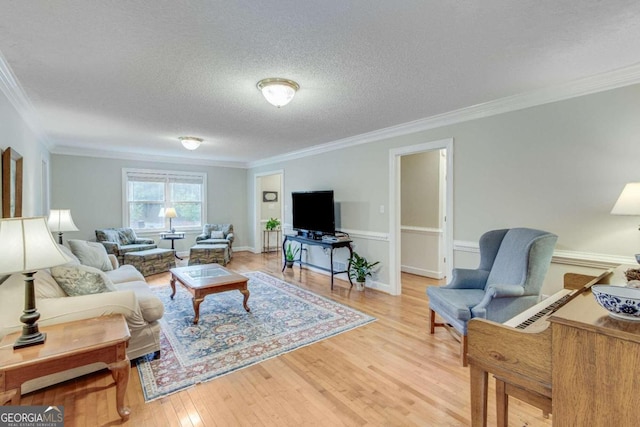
[134,238,155,244]
[471,284,525,319]
[444,268,490,290]
[226,232,235,243]
[100,241,120,255]
[195,233,208,242]
[108,254,120,270]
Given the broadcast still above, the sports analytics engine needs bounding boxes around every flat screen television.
[292,190,335,237]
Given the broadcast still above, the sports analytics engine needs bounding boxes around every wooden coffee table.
[170,263,250,324]
[0,314,131,420]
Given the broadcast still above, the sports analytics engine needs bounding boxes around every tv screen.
[292,190,335,235]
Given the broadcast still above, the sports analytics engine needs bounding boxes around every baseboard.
[401,265,444,279]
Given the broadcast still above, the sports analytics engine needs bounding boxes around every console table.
[263,229,281,253]
[282,234,353,290]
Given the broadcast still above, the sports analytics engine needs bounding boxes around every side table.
[263,229,281,253]
[160,231,185,260]
[0,314,131,420]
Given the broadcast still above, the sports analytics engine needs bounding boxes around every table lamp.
[0,217,72,349]
[47,209,79,244]
[164,207,178,232]
[611,182,640,262]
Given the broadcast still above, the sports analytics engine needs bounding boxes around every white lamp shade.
[47,209,79,232]
[257,78,299,107]
[611,183,640,215]
[0,217,72,275]
[158,208,165,218]
[164,207,178,218]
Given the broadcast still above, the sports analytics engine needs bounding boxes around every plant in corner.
[265,217,281,231]
[348,252,380,291]
[284,242,300,268]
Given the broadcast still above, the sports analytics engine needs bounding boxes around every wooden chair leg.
[430,309,436,334]
[461,334,468,367]
[496,378,508,427]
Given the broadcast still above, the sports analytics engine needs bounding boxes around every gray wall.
[401,151,440,228]
[50,154,248,254]
[249,83,640,292]
[0,93,51,217]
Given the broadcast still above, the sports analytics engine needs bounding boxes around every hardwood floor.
[21,252,552,426]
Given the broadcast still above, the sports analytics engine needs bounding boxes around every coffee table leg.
[192,297,204,324]
[241,289,251,312]
[109,358,131,420]
[170,275,177,299]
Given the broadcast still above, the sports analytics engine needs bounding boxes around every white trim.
[400,226,442,235]
[0,52,53,149]
[401,265,444,280]
[389,139,454,296]
[453,240,635,269]
[249,64,640,168]
[52,147,247,169]
[337,228,389,242]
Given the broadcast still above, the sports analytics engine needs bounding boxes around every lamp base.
[14,331,46,349]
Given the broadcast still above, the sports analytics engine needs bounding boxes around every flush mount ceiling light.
[257,78,300,108]
[179,136,203,150]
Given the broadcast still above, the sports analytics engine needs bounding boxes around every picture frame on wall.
[2,147,23,218]
[263,191,278,202]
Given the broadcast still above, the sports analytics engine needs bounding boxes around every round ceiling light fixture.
[179,136,203,150]
[257,78,300,108]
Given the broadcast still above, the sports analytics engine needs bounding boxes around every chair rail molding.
[454,240,635,269]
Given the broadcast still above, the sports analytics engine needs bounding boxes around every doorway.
[254,171,284,253]
[388,138,453,296]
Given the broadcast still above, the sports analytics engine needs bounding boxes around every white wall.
[249,83,640,295]
[50,154,248,254]
[0,91,50,217]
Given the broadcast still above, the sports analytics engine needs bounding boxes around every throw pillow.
[210,231,225,239]
[118,228,137,245]
[57,243,81,266]
[67,239,114,271]
[50,265,116,296]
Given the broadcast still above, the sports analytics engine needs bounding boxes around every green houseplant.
[348,252,380,291]
[284,242,300,268]
[265,217,280,231]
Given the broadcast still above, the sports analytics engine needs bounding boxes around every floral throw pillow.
[210,231,225,239]
[51,265,116,296]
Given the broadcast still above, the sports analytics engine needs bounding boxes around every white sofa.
[0,244,164,394]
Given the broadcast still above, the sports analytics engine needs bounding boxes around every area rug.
[136,271,376,401]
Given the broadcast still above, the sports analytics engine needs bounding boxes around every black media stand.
[282,234,353,290]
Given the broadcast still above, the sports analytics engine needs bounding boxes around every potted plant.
[266,217,280,231]
[348,252,380,291]
[284,242,300,268]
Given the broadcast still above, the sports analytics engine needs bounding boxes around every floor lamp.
[0,217,72,349]
[47,209,79,244]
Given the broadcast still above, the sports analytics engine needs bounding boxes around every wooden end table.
[0,314,131,420]
[170,263,250,324]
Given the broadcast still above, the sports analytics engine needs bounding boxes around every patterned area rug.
[136,271,376,401]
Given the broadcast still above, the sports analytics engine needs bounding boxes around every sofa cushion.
[210,230,225,239]
[105,264,145,284]
[57,244,81,266]
[114,281,164,323]
[68,239,114,271]
[51,265,117,296]
[35,270,67,298]
[118,228,137,245]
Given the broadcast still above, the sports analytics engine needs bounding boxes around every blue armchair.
[426,228,557,366]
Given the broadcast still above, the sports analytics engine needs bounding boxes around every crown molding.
[0,51,53,149]
[50,145,248,169]
[249,62,640,169]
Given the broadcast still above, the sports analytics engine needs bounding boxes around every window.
[123,168,206,231]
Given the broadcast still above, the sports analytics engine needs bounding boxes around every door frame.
[388,138,454,295]
[253,170,284,253]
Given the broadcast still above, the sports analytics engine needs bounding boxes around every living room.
[2,2,640,425]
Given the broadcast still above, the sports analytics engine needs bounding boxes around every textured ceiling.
[1,1,640,166]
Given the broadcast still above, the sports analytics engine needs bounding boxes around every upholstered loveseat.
[195,223,235,256]
[0,242,163,394]
[95,227,157,263]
